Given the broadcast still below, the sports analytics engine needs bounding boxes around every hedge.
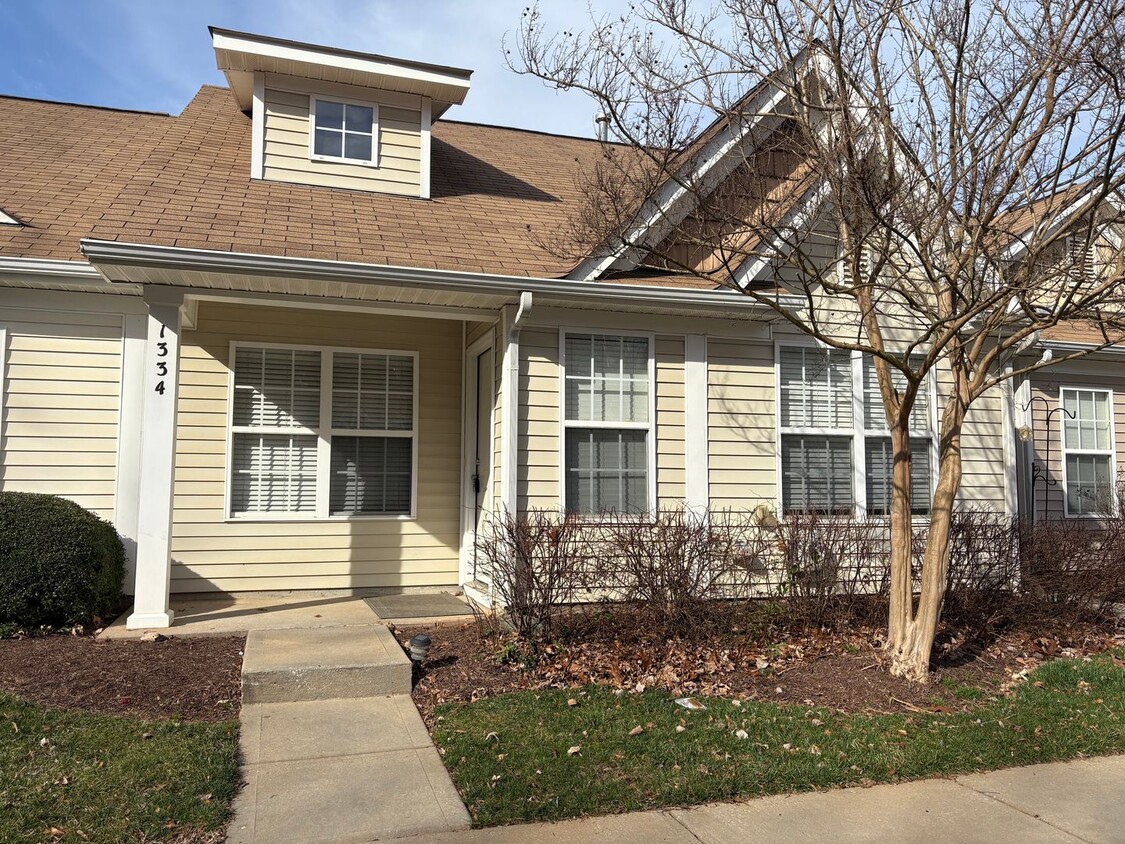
[0,492,125,628]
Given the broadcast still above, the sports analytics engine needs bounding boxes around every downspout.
[500,291,533,517]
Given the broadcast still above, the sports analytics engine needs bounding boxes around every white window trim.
[558,328,658,517]
[308,95,380,168]
[224,340,419,522]
[774,340,938,518]
[1060,386,1117,519]
[0,324,6,451]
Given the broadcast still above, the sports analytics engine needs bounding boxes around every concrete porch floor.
[98,592,475,639]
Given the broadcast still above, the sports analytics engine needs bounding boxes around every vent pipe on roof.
[595,112,610,143]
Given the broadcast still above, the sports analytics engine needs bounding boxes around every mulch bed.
[397,610,1124,727]
[0,634,244,722]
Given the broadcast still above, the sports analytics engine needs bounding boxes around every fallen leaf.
[567,698,577,707]
[629,725,644,736]
[567,745,581,756]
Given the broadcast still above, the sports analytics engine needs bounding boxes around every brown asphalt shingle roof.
[0,85,619,278]
[0,96,172,262]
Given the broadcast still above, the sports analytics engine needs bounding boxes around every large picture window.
[562,333,653,514]
[778,345,934,515]
[1061,387,1115,517]
[229,344,416,519]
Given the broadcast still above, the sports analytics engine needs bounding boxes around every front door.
[471,347,493,580]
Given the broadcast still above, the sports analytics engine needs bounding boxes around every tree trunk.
[886,414,964,682]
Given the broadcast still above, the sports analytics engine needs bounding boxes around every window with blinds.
[779,346,854,513]
[1061,388,1115,516]
[862,356,932,515]
[229,344,416,518]
[563,333,652,514]
[778,346,937,516]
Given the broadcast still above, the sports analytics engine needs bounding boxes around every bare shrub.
[598,508,758,631]
[942,510,1019,623]
[477,509,592,639]
[1018,517,1125,615]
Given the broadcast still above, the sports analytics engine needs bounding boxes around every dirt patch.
[398,611,1123,726]
[0,634,244,722]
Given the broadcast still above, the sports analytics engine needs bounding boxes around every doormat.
[364,592,474,620]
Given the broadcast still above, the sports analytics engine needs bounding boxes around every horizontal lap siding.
[263,88,422,196]
[170,302,461,593]
[707,337,775,512]
[934,370,1008,511]
[1,309,122,519]
[1029,365,1125,520]
[656,336,686,506]
[519,328,559,509]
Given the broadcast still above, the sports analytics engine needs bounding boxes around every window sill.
[309,152,380,168]
[224,513,414,524]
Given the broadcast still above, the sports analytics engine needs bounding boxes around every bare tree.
[512,0,1125,681]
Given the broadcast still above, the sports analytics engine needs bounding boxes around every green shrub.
[0,492,126,628]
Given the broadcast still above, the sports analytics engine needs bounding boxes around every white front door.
[471,347,493,580]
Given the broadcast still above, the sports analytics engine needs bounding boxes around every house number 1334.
[154,325,169,395]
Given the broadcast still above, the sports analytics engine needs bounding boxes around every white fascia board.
[1001,190,1103,262]
[732,179,830,288]
[568,81,790,282]
[212,28,471,111]
[0,209,20,225]
[79,239,774,317]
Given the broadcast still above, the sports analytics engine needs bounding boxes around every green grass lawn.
[434,652,1125,826]
[0,692,240,843]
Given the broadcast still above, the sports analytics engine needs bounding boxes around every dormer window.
[311,98,379,166]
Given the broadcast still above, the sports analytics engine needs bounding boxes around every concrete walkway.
[403,754,1125,843]
[184,599,474,843]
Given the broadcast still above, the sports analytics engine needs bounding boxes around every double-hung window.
[311,98,378,166]
[1061,388,1115,516]
[229,344,416,519]
[778,346,854,513]
[861,356,933,516]
[778,345,934,515]
[562,333,653,515]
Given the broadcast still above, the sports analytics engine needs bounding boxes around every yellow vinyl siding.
[707,337,776,511]
[518,328,560,510]
[655,335,686,506]
[262,87,422,196]
[169,302,461,593]
[0,309,123,519]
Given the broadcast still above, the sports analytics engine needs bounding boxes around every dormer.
[211,27,472,199]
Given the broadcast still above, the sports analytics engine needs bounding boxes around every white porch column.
[114,313,147,588]
[684,334,710,513]
[126,287,184,629]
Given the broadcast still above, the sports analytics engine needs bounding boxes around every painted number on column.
[154,325,168,395]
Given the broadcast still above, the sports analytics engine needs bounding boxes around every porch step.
[241,625,412,704]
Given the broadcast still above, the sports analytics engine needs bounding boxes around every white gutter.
[79,239,771,316]
[0,256,104,279]
[1039,339,1125,356]
[500,292,533,516]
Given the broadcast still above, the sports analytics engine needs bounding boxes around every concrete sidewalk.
[402,754,1125,843]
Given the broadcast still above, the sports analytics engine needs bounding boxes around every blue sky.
[0,0,619,137]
